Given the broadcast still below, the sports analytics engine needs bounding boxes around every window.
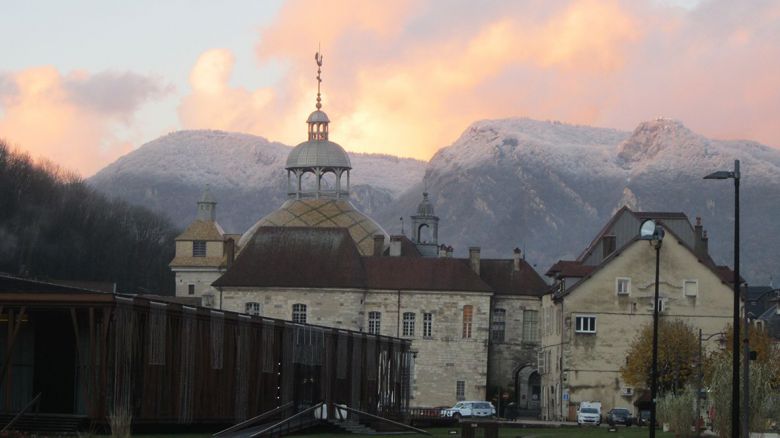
[575,315,597,333]
[684,280,698,297]
[456,380,465,401]
[616,278,631,295]
[193,240,206,257]
[491,308,506,342]
[462,305,473,339]
[292,303,307,324]
[188,284,195,295]
[655,298,666,313]
[245,302,261,316]
[423,313,432,337]
[202,293,215,308]
[368,311,381,334]
[403,312,416,337]
[523,310,539,343]
[602,235,616,258]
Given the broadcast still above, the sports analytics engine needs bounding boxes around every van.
[577,401,602,426]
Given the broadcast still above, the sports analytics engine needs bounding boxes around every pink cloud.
[0,67,168,176]
[180,0,780,159]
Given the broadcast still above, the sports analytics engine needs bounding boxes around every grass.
[135,425,674,438]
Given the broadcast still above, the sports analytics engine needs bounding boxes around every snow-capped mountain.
[88,130,427,233]
[376,117,780,283]
[89,120,780,284]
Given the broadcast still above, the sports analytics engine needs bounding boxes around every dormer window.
[193,240,206,257]
[602,235,616,258]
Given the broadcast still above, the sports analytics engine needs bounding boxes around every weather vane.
[315,48,323,110]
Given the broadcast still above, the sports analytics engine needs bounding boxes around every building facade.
[539,207,736,420]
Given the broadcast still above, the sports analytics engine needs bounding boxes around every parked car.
[607,408,633,426]
[441,401,496,419]
[577,401,602,426]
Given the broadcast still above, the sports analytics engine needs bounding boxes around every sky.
[1,0,779,177]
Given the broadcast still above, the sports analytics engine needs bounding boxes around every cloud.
[0,67,169,176]
[180,0,780,159]
[64,71,171,119]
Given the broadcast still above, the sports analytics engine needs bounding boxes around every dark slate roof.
[363,257,491,292]
[746,286,776,317]
[213,227,367,289]
[478,259,549,297]
[383,235,422,257]
[545,260,596,278]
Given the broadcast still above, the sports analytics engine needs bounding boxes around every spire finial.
[315,47,323,110]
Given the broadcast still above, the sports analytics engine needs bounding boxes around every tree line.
[0,140,178,294]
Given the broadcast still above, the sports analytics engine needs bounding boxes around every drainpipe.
[397,290,401,337]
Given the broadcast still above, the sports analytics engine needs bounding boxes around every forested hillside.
[0,140,177,294]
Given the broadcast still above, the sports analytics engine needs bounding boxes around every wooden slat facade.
[0,277,412,425]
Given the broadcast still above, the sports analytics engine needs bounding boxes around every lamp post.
[640,219,664,438]
[704,159,740,438]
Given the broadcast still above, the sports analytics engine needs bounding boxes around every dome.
[306,110,330,123]
[239,199,388,256]
[286,140,352,169]
[416,192,435,216]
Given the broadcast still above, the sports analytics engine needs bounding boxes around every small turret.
[197,186,217,221]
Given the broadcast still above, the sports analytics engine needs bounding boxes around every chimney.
[513,247,522,272]
[373,234,385,256]
[469,247,481,275]
[447,245,454,258]
[390,236,403,257]
[702,230,709,254]
[225,238,235,269]
[438,244,448,258]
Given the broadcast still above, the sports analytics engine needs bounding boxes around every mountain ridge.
[88,119,780,284]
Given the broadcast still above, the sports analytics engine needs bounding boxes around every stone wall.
[221,287,493,407]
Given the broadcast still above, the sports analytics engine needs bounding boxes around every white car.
[441,401,496,419]
[577,401,602,426]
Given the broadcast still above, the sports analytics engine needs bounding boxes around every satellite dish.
[640,219,657,240]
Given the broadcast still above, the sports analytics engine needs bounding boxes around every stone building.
[171,56,548,409]
[169,188,239,306]
[539,207,736,420]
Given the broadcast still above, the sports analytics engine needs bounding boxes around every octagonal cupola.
[285,51,351,199]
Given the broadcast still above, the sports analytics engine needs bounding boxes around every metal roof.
[285,140,351,169]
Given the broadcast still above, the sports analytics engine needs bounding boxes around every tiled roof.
[214,227,367,289]
[239,199,388,256]
[363,257,491,292]
[176,220,225,241]
[545,260,596,278]
[479,259,549,297]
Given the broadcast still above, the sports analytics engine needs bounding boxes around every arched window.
[462,305,473,339]
[292,303,307,324]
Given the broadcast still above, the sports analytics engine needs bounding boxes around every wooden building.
[0,274,411,427]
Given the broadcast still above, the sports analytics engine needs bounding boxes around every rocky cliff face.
[89,121,780,284]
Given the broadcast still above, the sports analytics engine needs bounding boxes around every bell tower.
[411,192,439,257]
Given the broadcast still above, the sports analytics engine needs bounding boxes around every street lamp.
[639,219,664,438]
[704,159,740,438]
